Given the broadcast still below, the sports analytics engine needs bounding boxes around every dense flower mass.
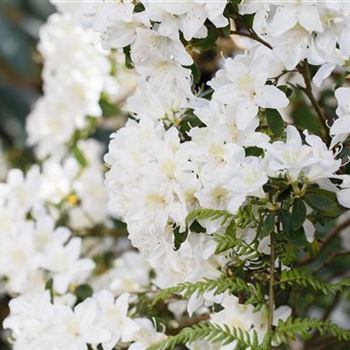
[2,1,350,350]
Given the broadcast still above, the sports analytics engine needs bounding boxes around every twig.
[313,250,350,273]
[230,30,272,49]
[167,314,210,335]
[267,231,276,350]
[296,60,331,144]
[299,217,350,266]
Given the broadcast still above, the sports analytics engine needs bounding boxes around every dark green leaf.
[304,188,342,218]
[245,146,264,157]
[75,284,93,302]
[174,226,189,250]
[278,85,293,97]
[291,199,307,230]
[266,108,284,137]
[279,209,292,234]
[185,63,201,84]
[123,45,134,69]
[190,25,218,50]
[287,227,308,247]
[261,212,275,236]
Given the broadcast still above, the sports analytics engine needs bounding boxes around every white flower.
[0,167,41,213]
[209,52,288,129]
[3,292,56,350]
[266,126,313,180]
[42,237,95,294]
[227,157,268,214]
[0,226,41,293]
[330,87,350,147]
[26,13,112,158]
[337,175,350,209]
[269,1,323,36]
[94,291,139,350]
[109,251,151,294]
[144,1,227,41]
[128,318,166,350]
[54,297,110,350]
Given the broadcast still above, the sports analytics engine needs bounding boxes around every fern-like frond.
[146,322,260,350]
[215,232,260,258]
[279,270,350,295]
[185,208,233,227]
[273,317,350,344]
[152,277,262,305]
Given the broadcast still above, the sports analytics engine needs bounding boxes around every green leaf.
[266,108,284,137]
[273,317,350,344]
[123,45,134,69]
[242,14,255,28]
[304,188,342,218]
[279,209,292,234]
[147,322,259,350]
[152,276,262,305]
[185,63,201,84]
[261,212,275,236]
[291,199,306,230]
[75,284,93,302]
[185,208,233,227]
[287,227,308,247]
[278,85,293,97]
[245,146,264,157]
[279,270,350,295]
[191,25,218,50]
[174,226,188,250]
[73,146,88,168]
[99,96,120,117]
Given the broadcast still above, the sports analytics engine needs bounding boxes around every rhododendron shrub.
[1,1,350,350]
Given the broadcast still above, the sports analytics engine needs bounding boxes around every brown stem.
[299,217,350,266]
[297,60,331,144]
[314,250,350,273]
[230,30,272,49]
[267,231,276,350]
[167,314,210,335]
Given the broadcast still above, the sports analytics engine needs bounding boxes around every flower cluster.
[2,1,350,350]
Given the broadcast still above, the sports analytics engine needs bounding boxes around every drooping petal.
[313,63,335,87]
[337,188,350,208]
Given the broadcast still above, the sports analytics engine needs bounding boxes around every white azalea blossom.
[3,1,350,349]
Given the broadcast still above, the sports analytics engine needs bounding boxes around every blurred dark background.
[0,0,53,149]
[0,2,53,347]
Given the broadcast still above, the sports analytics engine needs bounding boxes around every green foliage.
[266,108,284,137]
[185,208,233,227]
[75,284,93,302]
[190,25,218,51]
[214,224,260,260]
[261,212,275,237]
[72,145,89,168]
[279,269,350,295]
[273,317,350,344]
[123,45,134,69]
[152,276,262,305]
[290,199,307,231]
[304,187,343,218]
[147,322,259,350]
